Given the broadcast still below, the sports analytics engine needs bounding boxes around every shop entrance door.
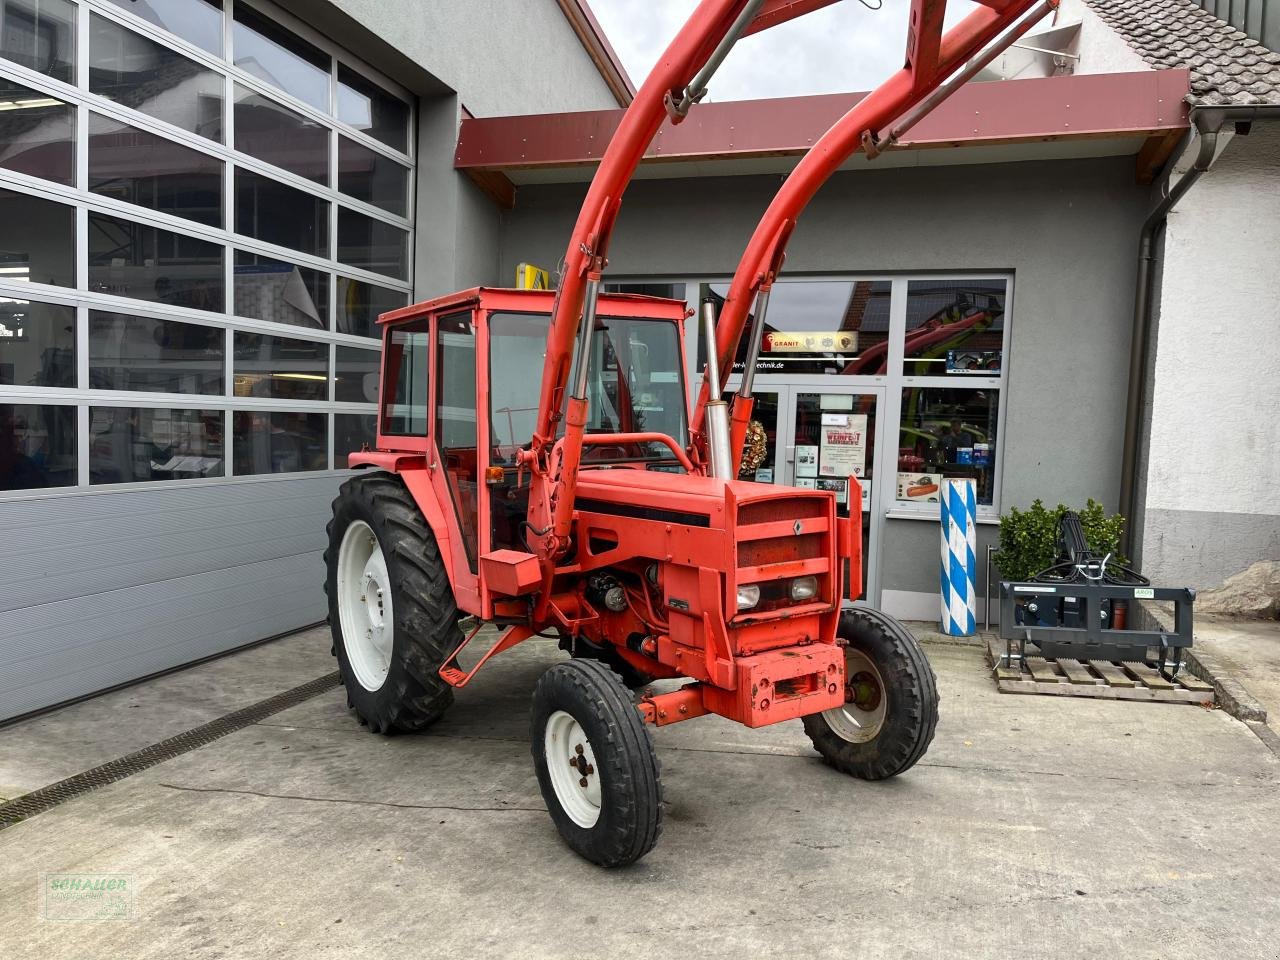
[727,381,888,604]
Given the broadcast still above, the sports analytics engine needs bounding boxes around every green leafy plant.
[995,498,1127,582]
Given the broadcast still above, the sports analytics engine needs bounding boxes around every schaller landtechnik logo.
[44,874,134,920]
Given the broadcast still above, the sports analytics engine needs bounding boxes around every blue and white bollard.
[939,478,977,636]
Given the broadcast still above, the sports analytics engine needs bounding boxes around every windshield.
[489,311,687,466]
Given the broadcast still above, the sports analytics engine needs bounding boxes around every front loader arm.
[691,0,1056,462]
[519,0,840,574]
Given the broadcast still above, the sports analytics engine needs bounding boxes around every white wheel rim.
[337,520,394,692]
[822,648,887,743]
[544,709,601,828]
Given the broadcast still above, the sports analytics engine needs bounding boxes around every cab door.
[428,309,482,611]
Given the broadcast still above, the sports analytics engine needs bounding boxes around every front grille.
[738,532,825,567]
[738,497,826,525]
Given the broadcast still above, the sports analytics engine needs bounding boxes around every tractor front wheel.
[531,659,662,866]
[325,474,460,734]
[802,606,939,780]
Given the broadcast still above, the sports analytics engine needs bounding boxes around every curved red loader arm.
[692,0,1057,461]
[519,0,844,570]
[522,0,1056,581]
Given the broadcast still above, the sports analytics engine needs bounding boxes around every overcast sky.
[590,0,982,101]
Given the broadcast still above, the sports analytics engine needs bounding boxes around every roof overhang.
[555,0,636,108]
[456,68,1191,208]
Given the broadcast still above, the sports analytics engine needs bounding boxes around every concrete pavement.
[1195,616,1280,733]
[2,629,1278,959]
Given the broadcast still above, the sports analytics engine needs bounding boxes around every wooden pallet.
[985,638,1215,705]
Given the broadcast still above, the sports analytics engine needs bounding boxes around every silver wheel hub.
[822,648,887,743]
[336,520,394,692]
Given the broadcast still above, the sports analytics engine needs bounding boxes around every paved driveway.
[2,632,1278,959]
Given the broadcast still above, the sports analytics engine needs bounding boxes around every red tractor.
[326,0,1054,865]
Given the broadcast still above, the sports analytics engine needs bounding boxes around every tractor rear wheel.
[531,659,662,866]
[802,605,939,780]
[325,473,459,734]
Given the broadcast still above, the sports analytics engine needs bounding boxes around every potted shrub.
[996,499,1129,626]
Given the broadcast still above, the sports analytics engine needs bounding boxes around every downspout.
[1118,103,1280,559]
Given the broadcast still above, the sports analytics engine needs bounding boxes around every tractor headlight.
[789,575,819,601]
[736,584,761,611]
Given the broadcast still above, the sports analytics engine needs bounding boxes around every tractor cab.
[368,287,692,618]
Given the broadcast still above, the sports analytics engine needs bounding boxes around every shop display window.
[903,279,1006,377]
[896,387,999,506]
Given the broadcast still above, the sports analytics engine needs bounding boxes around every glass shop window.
[0,299,74,388]
[0,402,75,490]
[338,136,408,217]
[337,207,407,280]
[233,331,328,402]
[232,4,330,112]
[335,412,375,463]
[87,212,224,312]
[235,85,330,185]
[334,345,380,404]
[90,14,224,142]
[0,0,76,83]
[896,387,999,507]
[696,279,892,376]
[89,311,224,394]
[89,406,225,483]
[234,251,329,331]
[336,277,406,339]
[232,409,326,474]
[235,169,329,258]
[103,0,224,56]
[0,77,74,186]
[0,186,75,289]
[88,113,225,228]
[902,279,1006,377]
[335,64,409,152]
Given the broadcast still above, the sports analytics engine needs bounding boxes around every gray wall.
[0,478,333,721]
[293,0,619,118]
[499,157,1149,599]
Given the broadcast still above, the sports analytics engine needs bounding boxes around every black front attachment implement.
[996,511,1196,681]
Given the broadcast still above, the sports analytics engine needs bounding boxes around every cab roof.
[377,286,690,326]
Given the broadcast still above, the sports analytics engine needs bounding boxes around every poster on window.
[795,444,819,478]
[816,477,847,506]
[819,413,867,478]
[897,472,942,502]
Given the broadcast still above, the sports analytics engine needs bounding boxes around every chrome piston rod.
[702,298,734,479]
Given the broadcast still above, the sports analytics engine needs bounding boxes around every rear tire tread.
[325,473,460,734]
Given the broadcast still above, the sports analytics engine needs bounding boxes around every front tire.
[531,660,662,866]
[325,473,459,734]
[802,606,939,780]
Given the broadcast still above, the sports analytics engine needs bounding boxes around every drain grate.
[0,671,341,831]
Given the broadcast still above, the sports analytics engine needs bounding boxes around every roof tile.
[1082,0,1280,105]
